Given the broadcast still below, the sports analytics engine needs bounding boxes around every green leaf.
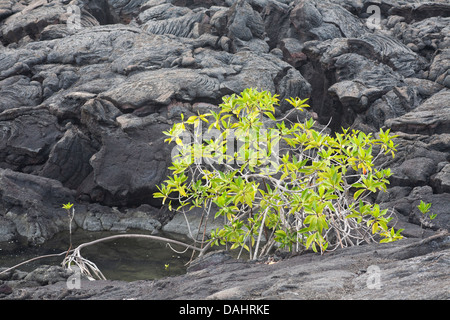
[345,213,361,219]
[372,222,379,234]
[264,112,277,121]
[153,192,164,199]
[62,202,74,210]
[306,233,316,249]
[275,230,287,237]
[353,189,365,200]
[304,215,318,229]
[418,200,432,214]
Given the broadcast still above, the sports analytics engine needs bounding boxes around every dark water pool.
[0,229,196,282]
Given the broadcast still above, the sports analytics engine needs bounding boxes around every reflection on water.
[0,229,195,282]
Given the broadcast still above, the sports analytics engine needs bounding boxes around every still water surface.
[0,229,195,282]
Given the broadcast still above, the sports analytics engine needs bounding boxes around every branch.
[74,233,205,253]
[0,250,73,276]
[1,234,212,280]
[62,233,212,280]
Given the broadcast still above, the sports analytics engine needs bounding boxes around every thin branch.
[0,250,73,276]
[253,207,269,260]
[1,233,212,281]
[61,233,212,280]
[68,233,208,255]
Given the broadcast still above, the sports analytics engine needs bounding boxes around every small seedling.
[418,200,436,219]
[417,200,437,231]
[62,202,75,259]
[62,202,74,210]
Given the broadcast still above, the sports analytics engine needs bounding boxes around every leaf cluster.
[155,88,402,259]
[417,200,438,230]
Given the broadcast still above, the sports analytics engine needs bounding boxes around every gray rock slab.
[2,232,448,300]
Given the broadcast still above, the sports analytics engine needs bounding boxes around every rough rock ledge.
[1,232,448,300]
